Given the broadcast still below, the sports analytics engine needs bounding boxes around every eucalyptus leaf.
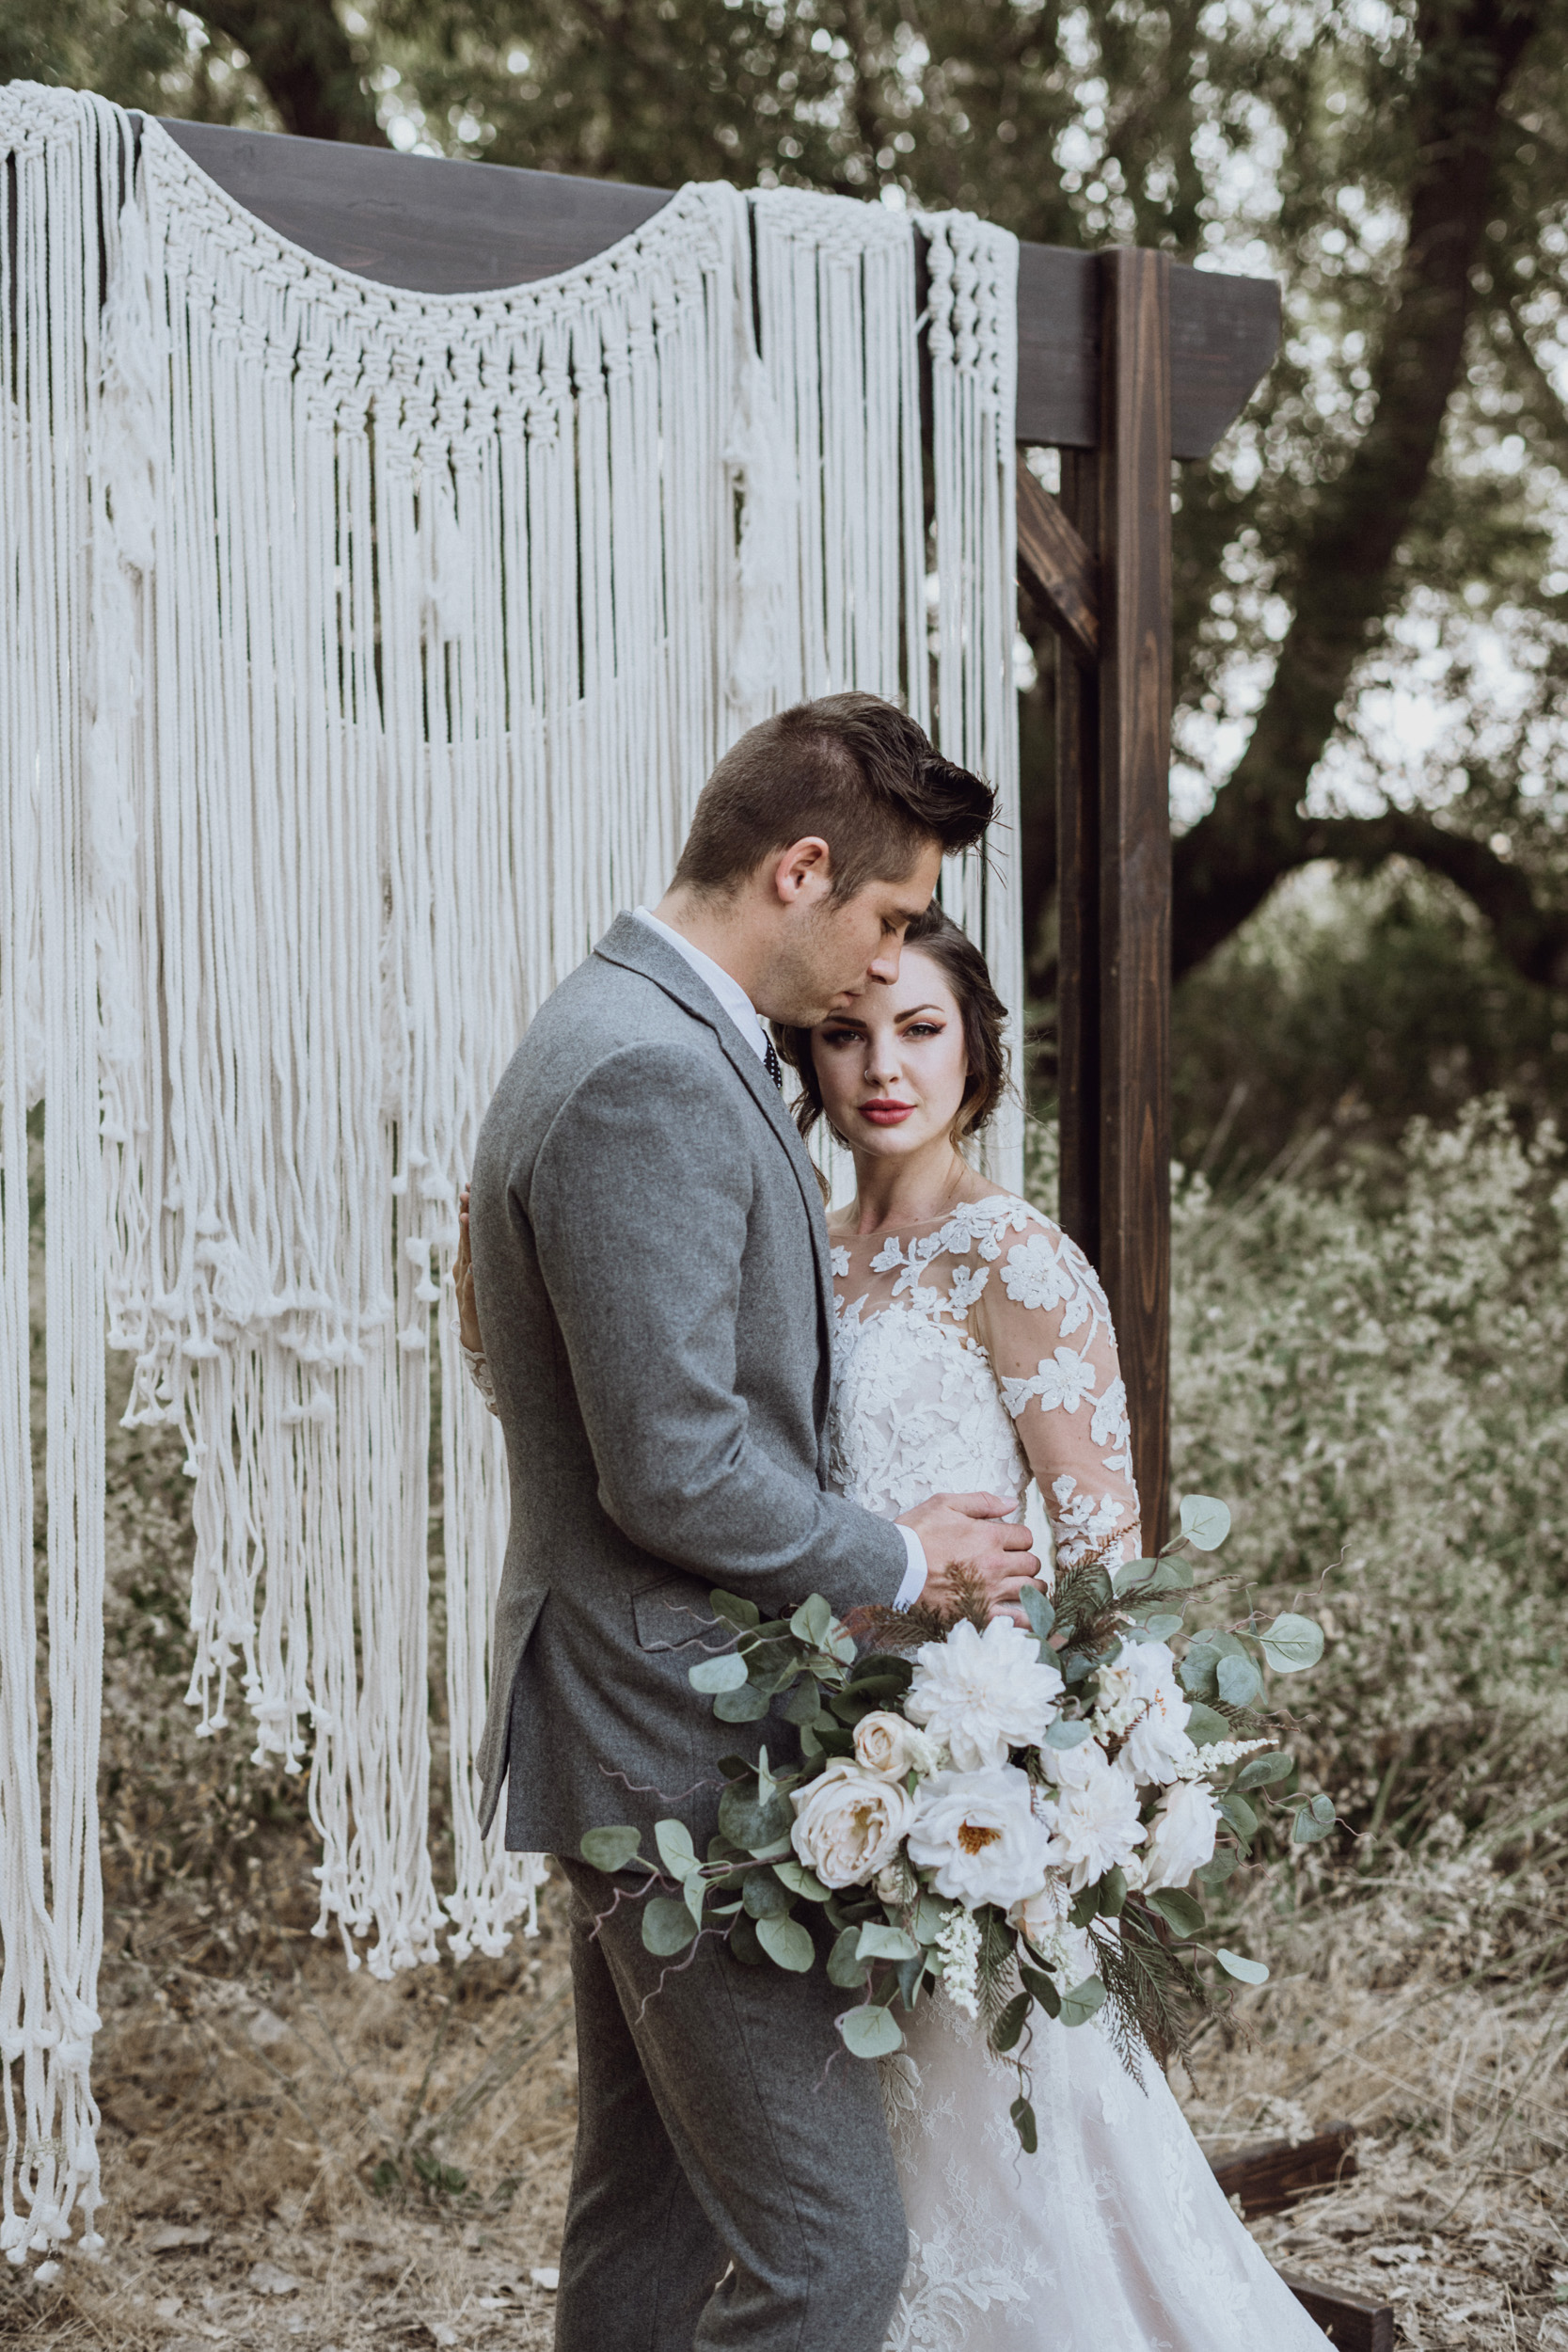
[1044,1718,1093,1750]
[1020,1584,1056,1643]
[1184,1702,1231,1747]
[689,1651,750,1693]
[579,1825,642,1874]
[1144,1886,1205,1937]
[773,1859,830,1902]
[1194,1849,1240,1887]
[756,1914,815,1973]
[838,2006,904,2060]
[895,1950,926,2010]
[1069,1886,1100,1931]
[912,1895,952,1946]
[856,1922,919,1964]
[641,1897,699,1957]
[718,1780,795,1858]
[779,1676,822,1726]
[1236,1752,1293,1791]
[654,1820,698,1880]
[1217,1652,1264,1708]
[1215,1947,1270,1985]
[1219,1791,1258,1844]
[727,1913,764,1966]
[1141,1613,1186,1642]
[990,1991,1030,2054]
[713,1684,770,1724]
[1179,1646,1220,1701]
[1097,1866,1127,1919]
[1148,1557,1195,1592]
[828,1927,870,1989]
[827,1628,858,1664]
[1178,1494,1231,1551]
[1259,1613,1326,1674]
[789,1595,833,1650]
[1057,1975,1107,2028]
[684,1873,706,1926]
[742,1868,793,1920]
[1292,1793,1338,1845]
[1112,1558,1163,1596]
[1019,1963,1061,2018]
[1010,2096,1038,2155]
[708,1589,761,1631]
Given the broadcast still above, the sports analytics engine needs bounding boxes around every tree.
[9,0,1568,1003]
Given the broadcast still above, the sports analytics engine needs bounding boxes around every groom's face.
[763,840,944,1026]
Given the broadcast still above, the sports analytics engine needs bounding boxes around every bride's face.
[810,948,969,1161]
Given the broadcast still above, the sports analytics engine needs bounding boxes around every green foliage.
[1168,1094,1568,1843]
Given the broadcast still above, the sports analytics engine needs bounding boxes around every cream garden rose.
[852,1711,941,1781]
[1142,1777,1221,1891]
[789,1760,916,1890]
[907,1765,1054,1910]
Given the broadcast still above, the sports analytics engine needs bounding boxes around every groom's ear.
[770,836,834,908]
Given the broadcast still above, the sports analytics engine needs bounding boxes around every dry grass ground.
[4,1845,1562,2352]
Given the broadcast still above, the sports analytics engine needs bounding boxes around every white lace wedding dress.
[828,1192,1329,2352]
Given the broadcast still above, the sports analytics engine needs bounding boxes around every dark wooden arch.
[159,120,1281,1547]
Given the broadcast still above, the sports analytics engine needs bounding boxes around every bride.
[456,903,1331,2352]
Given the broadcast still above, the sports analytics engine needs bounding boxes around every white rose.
[905,1618,1064,1772]
[1095,1641,1196,1787]
[853,1711,939,1781]
[1035,1741,1146,1891]
[1142,1778,1220,1892]
[907,1766,1054,1910]
[1009,1874,1094,1987]
[789,1761,915,1890]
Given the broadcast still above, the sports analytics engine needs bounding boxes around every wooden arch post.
[146,119,1280,1553]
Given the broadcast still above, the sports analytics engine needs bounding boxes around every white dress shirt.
[631,906,927,1610]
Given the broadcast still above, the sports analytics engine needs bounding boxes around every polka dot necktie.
[763,1040,784,1091]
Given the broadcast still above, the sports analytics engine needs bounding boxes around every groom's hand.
[897,1492,1037,1622]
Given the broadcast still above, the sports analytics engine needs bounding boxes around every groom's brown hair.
[673,692,994,901]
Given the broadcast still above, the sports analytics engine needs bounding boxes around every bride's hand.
[897,1492,1039,1623]
[453,1185,483,1354]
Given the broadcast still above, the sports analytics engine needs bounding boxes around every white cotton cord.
[1,80,1024,2225]
[920,211,1023,1191]
[0,81,125,2264]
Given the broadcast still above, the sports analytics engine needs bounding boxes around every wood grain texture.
[160,120,670,292]
[1277,2274,1396,2352]
[1095,246,1173,1550]
[1209,2123,1358,2218]
[1016,469,1099,660]
[1053,447,1101,1263]
[150,123,1275,453]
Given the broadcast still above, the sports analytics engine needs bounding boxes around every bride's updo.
[775,903,1010,1151]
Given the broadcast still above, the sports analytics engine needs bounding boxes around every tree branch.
[1172,0,1544,979]
[189,0,387,144]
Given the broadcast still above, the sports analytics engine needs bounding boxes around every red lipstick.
[860,1100,915,1126]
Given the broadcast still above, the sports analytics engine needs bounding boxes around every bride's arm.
[973,1213,1142,1573]
[452,1185,499,1416]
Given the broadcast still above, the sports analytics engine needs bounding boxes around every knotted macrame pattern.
[0,77,1018,2252]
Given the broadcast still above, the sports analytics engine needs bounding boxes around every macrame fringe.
[0,79,1020,2251]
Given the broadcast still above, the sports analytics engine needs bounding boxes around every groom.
[468,692,1038,2352]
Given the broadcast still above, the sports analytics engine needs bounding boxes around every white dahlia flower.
[789,1761,915,1890]
[1094,1641,1196,1786]
[1141,1778,1221,1891]
[852,1711,941,1782]
[1035,1741,1147,1891]
[905,1617,1064,1772]
[907,1765,1054,1910]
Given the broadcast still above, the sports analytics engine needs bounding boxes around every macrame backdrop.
[0,79,1019,2254]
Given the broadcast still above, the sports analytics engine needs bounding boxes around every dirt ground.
[4,1866,1563,2351]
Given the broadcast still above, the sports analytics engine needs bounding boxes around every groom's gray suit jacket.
[468,912,910,1853]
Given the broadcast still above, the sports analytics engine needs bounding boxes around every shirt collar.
[632,907,770,1065]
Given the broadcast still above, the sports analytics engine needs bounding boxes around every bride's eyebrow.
[895,1004,945,1022]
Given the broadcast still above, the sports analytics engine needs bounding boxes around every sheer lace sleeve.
[460,1336,499,1418]
[971,1211,1142,1572]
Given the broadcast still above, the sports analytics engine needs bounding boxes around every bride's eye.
[901,1022,942,1040]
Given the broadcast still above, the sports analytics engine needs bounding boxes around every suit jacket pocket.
[631,1574,708,1655]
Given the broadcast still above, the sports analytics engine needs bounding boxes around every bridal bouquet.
[584,1497,1333,2152]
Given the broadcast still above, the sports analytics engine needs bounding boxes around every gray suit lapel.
[593,914,834,1351]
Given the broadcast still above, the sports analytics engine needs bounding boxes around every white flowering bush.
[582,1502,1329,2152]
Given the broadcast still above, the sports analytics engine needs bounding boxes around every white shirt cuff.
[893,1524,927,1612]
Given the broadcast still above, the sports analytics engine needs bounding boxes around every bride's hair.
[774,904,1010,1152]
